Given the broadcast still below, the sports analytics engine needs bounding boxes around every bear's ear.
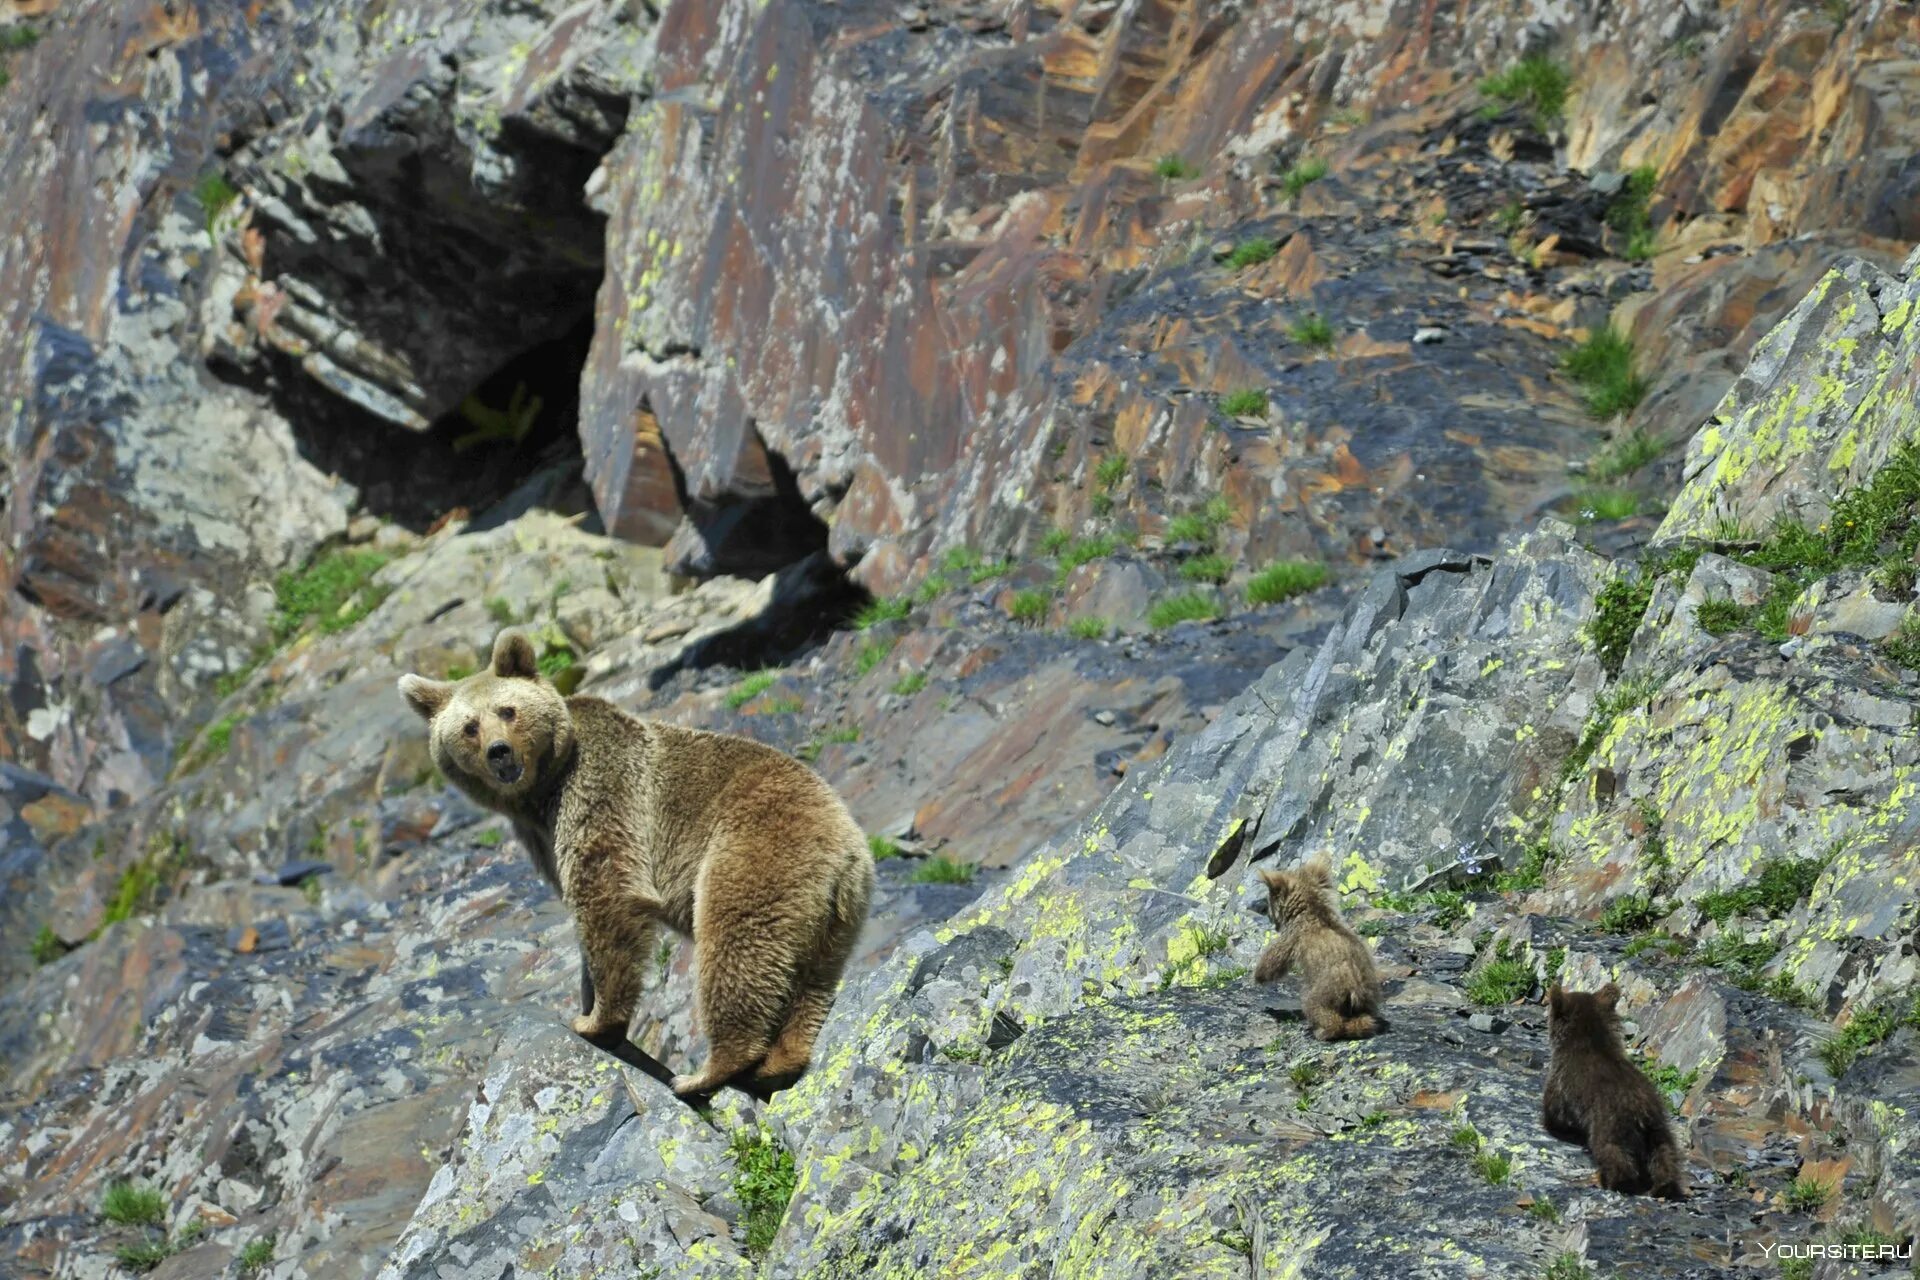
[1297,857,1332,888]
[398,674,453,721]
[1546,985,1566,1012]
[491,629,540,680]
[1257,867,1288,891]
[1595,982,1620,1010]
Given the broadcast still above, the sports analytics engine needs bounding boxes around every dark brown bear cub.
[1249,858,1383,1041]
[1543,984,1688,1199]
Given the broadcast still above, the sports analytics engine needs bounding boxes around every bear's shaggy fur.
[399,630,873,1097]
[1543,984,1688,1199]
[1250,858,1384,1041]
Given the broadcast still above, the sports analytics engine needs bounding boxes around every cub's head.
[1250,857,1335,926]
[1546,983,1620,1042]
[397,630,574,805]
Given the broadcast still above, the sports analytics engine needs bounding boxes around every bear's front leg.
[564,843,656,1041]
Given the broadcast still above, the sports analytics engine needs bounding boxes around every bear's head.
[397,630,574,807]
[1250,857,1335,927]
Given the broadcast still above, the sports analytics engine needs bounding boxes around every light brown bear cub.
[398,630,874,1097]
[1249,858,1383,1041]
[1543,984,1688,1199]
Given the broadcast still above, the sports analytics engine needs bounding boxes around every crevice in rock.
[647,550,870,689]
[231,314,600,533]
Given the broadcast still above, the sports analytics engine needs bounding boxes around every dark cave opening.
[242,314,601,535]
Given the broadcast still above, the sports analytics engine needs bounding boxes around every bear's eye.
[498,707,516,723]
[463,720,480,738]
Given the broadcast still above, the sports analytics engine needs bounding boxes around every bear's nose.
[487,741,514,764]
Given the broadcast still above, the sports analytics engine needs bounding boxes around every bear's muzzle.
[486,741,523,785]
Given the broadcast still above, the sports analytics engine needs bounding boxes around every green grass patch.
[1599,893,1666,933]
[194,171,239,236]
[1883,615,1920,668]
[910,855,978,885]
[852,596,911,629]
[867,834,902,862]
[941,546,983,574]
[1148,593,1222,630]
[30,924,63,965]
[475,829,504,848]
[1492,839,1552,893]
[891,671,928,696]
[1467,954,1534,1006]
[1624,932,1689,959]
[1694,598,1752,636]
[1586,429,1661,481]
[1246,560,1328,605]
[759,696,804,715]
[1288,313,1335,348]
[1785,1175,1831,1213]
[1094,453,1129,489]
[1009,589,1051,623]
[1280,155,1328,200]
[824,725,861,745]
[1564,324,1648,419]
[1155,154,1199,181]
[1586,548,1700,675]
[486,597,518,627]
[273,549,394,642]
[1574,486,1641,522]
[1473,1148,1514,1185]
[1220,388,1269,418]
[1818,1005,1900,1078]
[1528,1198,1562,1223]
[1226,237,1278,269]
[854,636,895,676]
[1639,1056,1700,1112]
[1057,533,1119,576]
[725,670,779,709]
[1068,616,1111,640]
[1372,888,1470,930]
[968,558,1014,585]
[115,1238,178,1272]
[1039,528,1072,555]
[1604,165,1657,258]
[1179,553,1232,584]
[1166,496,1232,547]
[239,1236,275,1272]
[1696,855,1828,924]
[1449,1124,1483,1152]
[728,1127,798,1258]
[1543,1255,1591,1280]
[1479,56,1572,129]
[912,573,952,605]
[102,1182,166,1227]
[1,24,41,50]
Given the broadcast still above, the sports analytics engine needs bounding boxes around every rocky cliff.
[2,0,1918,1277]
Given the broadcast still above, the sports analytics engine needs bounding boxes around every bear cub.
[1543,984,1688,1199]
[399,630,875,1097]
[1249,858,1384,1041]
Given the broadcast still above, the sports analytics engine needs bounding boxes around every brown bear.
[1543,984,1688,1199]
[1249,858,1384,1041]
[398,629,874,1097]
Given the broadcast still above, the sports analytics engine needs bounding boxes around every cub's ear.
[1297,857,1333,888]
[398,674,453,721]
[491,629,540,680]
[1595,982,1620,1009]
[1257,867,1288,890]
[1546,985,1566,1012]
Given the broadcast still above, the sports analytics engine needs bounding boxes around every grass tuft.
[1009,589,1051,624]
[1479,56,1572,129]
[1148,593,1222,630]
[1155,154,1199,181]
[1564,325,1648,419]
[1280,155,1328,200]
[239,1237,275,1272]
[728,1127,798,1258]
[1179,553,1232,584]
[890,671,928,696]
[1246,560,1328,606]
[1696,855,1828,924]
[30,923,64,966]
[1220,388,1269,418]
[1466,944,1534,1006]
[909,855,978,885]
[102,1183,166,1228]
[852,596,911,629]
[1288,313,1335,348]
[273,549,393,642]
[1067,616,1111,640]
[867,834,903,862]
[725,670,778,709]
[1226,237,1278,269]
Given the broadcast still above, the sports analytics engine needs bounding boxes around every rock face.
[4,0,1920,1278]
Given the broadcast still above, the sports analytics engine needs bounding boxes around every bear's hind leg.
[753,934,855,1088]
[671,924,794,1098]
